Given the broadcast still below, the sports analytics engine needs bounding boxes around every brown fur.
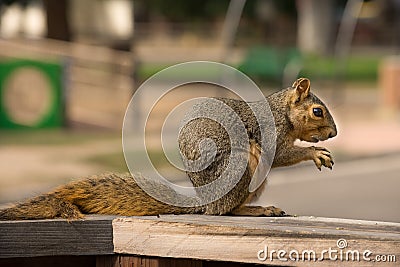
[0,173,197,220]
[0,78,337,220]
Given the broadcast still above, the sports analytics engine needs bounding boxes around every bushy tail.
[0,173,200,220]
[0,193,84,220]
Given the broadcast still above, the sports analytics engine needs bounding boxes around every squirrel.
[0,77,337,220]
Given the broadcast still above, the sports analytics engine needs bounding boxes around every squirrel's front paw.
[311,146,334,171]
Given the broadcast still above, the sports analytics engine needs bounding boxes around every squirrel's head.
[287,78,337,143]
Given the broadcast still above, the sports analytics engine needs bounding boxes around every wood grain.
[113,215,400,266]
[0,216,114,258]
[96,255,203,267]
[0,215,399,266]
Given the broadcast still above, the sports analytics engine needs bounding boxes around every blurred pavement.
[255,83,400,223]
[257,152,400,223]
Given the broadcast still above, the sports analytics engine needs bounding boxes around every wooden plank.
[0,255,260,267]
[0,255,96,267]
[96,255,203,267]
[69,66,132,89]
[0,39,133,69]
[113,215,400,266]
[0,215,399,266]
[0,216,114,258]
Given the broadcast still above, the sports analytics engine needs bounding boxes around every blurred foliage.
[2,0,297,19]
[0,0,31,6]
[273,0,297,16]
[136,0,231,22]
[134,0,296,22]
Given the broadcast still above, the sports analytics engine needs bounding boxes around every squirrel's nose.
[328,127,337,138]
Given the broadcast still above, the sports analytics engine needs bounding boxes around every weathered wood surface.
[96,255,204,267]
[0,216,114,258]
[0,215,399,266]
[113,215,400,266]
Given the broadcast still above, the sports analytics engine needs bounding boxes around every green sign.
[0,60,64,128]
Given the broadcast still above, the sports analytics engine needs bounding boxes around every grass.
[86,151,129,173]
[137,62,237,84]
[137,64,169,82]
[85,149,170,173]
[137,54,381,83]
[0,129,120,146]
[300,55,380,81]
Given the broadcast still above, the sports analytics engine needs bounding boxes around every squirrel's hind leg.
[230,205,286,217]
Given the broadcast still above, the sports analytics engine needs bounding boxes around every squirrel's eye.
[313,108,323,117]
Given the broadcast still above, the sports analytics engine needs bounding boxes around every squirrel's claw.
[311,146,334,170]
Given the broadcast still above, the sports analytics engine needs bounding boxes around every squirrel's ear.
[291,78,310,103]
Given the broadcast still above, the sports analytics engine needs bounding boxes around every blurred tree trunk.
[43,0,71,41]
[296,0,335,55]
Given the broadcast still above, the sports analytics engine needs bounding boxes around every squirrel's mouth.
[301,134,329,143]
[310,135,329,143]
[310,135,331,142]
[299,136,320,143]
